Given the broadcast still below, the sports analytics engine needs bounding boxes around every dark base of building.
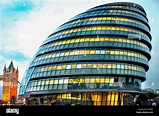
[23,91,149,106]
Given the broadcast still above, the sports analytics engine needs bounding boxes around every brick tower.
[2,61,19,103]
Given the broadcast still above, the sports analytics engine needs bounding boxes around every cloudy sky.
[0,0,159,91]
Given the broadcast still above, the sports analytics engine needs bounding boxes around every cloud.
[0,0,36,29]
[0,50,30,61]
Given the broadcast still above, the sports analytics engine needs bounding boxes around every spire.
[3,63,6,73]
[8,60,14,71]
[16,66,19,74]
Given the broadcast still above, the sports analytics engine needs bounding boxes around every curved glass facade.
[19,2,151,106]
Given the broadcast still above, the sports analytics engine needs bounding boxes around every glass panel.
[66,65,71,69]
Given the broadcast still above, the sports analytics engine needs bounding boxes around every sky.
[0,0,159,93]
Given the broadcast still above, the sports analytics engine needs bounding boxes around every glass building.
[19,2,151,106]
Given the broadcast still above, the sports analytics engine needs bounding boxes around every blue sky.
[0,0,159,92]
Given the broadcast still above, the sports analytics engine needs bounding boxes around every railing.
[117,83,141,91]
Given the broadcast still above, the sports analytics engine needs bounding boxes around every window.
[103,64,107,68]
[106,50,110,54]
[61,65,66,69]
[108,64,111,68]
[59,79,63,84]
[71,64,76,69]
[87,64,93,68]
[74,50,79,55]
[93,64,97,68]
[70,39,75,43]
[90,50,95,54]
[121,64,124,69]
[45,79,49,85]
[98,64,103,68]
[66,65,71,69]
[117,64,120,68]
[112,64,116,68]
[49,80,54,84]
[82,64,87,68]
[54,80,58,84]
[101,50,105,54]
[77,64,82,68]
[75,39,80,42]
[96,50,100,54]
[64,79,69,84]
[57,65,62,70]
[65,52,69,56]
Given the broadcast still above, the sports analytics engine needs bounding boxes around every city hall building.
[19,2,152,106]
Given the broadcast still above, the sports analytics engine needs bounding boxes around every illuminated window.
[41,79,45,85]
[71,64,76,69]
[85,38,90,42]
[101,50,105,54]
[90,50,95,54]
[92,64,97,68]
[90,78,95,83]
[75,39,80,42]
[74,50,79,55]
[66,40,70,44]
[106,50,110,54]
[66,65,71,69]
[95,38,99,41]
[100,38,105,41]
[92,27,97,30]
[45,80,49,85]
[54,80,58,84]
[49,80,54,84]
[64,79,68,84]
[120,51,123,55]
[77,64,82,68]
[79,78,84,83]
[73,29,78,32]
[59,79,63,84]
[87,64,93,68]
[108,64,111,68]
[105,38,109,41]
[96,50,100,54]
[70,51,74,55]
[110,51,114,54]
[80,38,85,42]
[103,64,107,68]
[70,39,75,43]
[90,38,94,41]
[61,65,66,69]
[82,64,87,68]
[111,27,115,30]
[98,64,103,68]
[100,78,105,83]
[56,53,60,57]
[107,17,111,20]
[117,64,120,68]
[112,64,116,68]
[60,52,64,56]
[85,78,89,83]
[105,78,110,83]
[121,65,124,69]
[48,66,52,71]
[102,27,107,30]
[107,27,111,30]
[65,52,69,56]
[95,78,100,83]
[57,65,62,70]
[80,50,85,54]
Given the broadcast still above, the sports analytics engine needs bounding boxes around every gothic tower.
[2,61,19,103]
